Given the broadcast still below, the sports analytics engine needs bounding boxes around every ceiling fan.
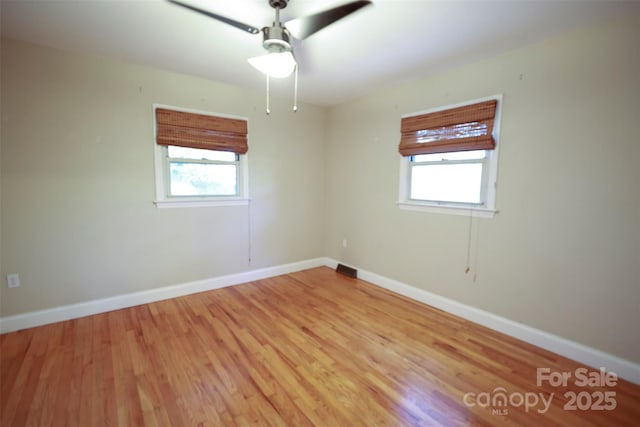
[168,0,372,113]
[168,0,372,78]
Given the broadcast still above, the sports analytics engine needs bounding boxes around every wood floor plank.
[2,266,639,426]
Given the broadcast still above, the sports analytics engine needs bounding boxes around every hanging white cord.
[266,74,271,115]
[473,217,480,282]
[465,208,473,274]
[247,199,252,266]
[293,64,298,112]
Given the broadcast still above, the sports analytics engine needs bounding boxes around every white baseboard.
[325,258,640,385]
[0,257,327,335]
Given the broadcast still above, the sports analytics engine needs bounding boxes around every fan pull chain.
[293,64,298,112]
[266,74,271,115]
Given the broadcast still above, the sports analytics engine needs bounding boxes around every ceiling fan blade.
[168,0,260,35]
[285,0,372,40]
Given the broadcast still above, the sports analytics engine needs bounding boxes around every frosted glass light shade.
[248,51,296,78]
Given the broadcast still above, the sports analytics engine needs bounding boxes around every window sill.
[154,198,250,209]
[397,201,497,218]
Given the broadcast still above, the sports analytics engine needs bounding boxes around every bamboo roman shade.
[399,100,497,156]
[156,108,248,154]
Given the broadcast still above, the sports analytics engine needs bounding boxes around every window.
[409,150,488,204]
[153,105,249,208]
[165,146,239,197]
[398,96,502,217]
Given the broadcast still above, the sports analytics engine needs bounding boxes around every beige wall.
[324,12,640,363]
[0,39,326,316]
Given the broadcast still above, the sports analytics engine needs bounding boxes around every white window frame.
[397,94,502,218]
[152,104,249,208]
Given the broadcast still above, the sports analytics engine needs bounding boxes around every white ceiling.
[1,0,637,106]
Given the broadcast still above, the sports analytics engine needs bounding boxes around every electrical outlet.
[342,238,348,248]
[7,274,20,288]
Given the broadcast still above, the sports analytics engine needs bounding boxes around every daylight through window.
[167,146,239,197]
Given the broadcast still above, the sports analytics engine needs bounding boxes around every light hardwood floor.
[1,267,639,426]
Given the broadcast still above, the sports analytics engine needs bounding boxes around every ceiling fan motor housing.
[268,0,288,9]
[262,25,292,52]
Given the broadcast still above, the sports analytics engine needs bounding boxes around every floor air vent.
[336,263,358,278]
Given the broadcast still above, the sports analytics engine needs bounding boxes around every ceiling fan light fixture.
[248,50,296,78]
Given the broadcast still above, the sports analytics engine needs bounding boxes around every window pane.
[169,162,237,196]
[168,146,237,162]
[410,163,483,204]
[413,150,486,162]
